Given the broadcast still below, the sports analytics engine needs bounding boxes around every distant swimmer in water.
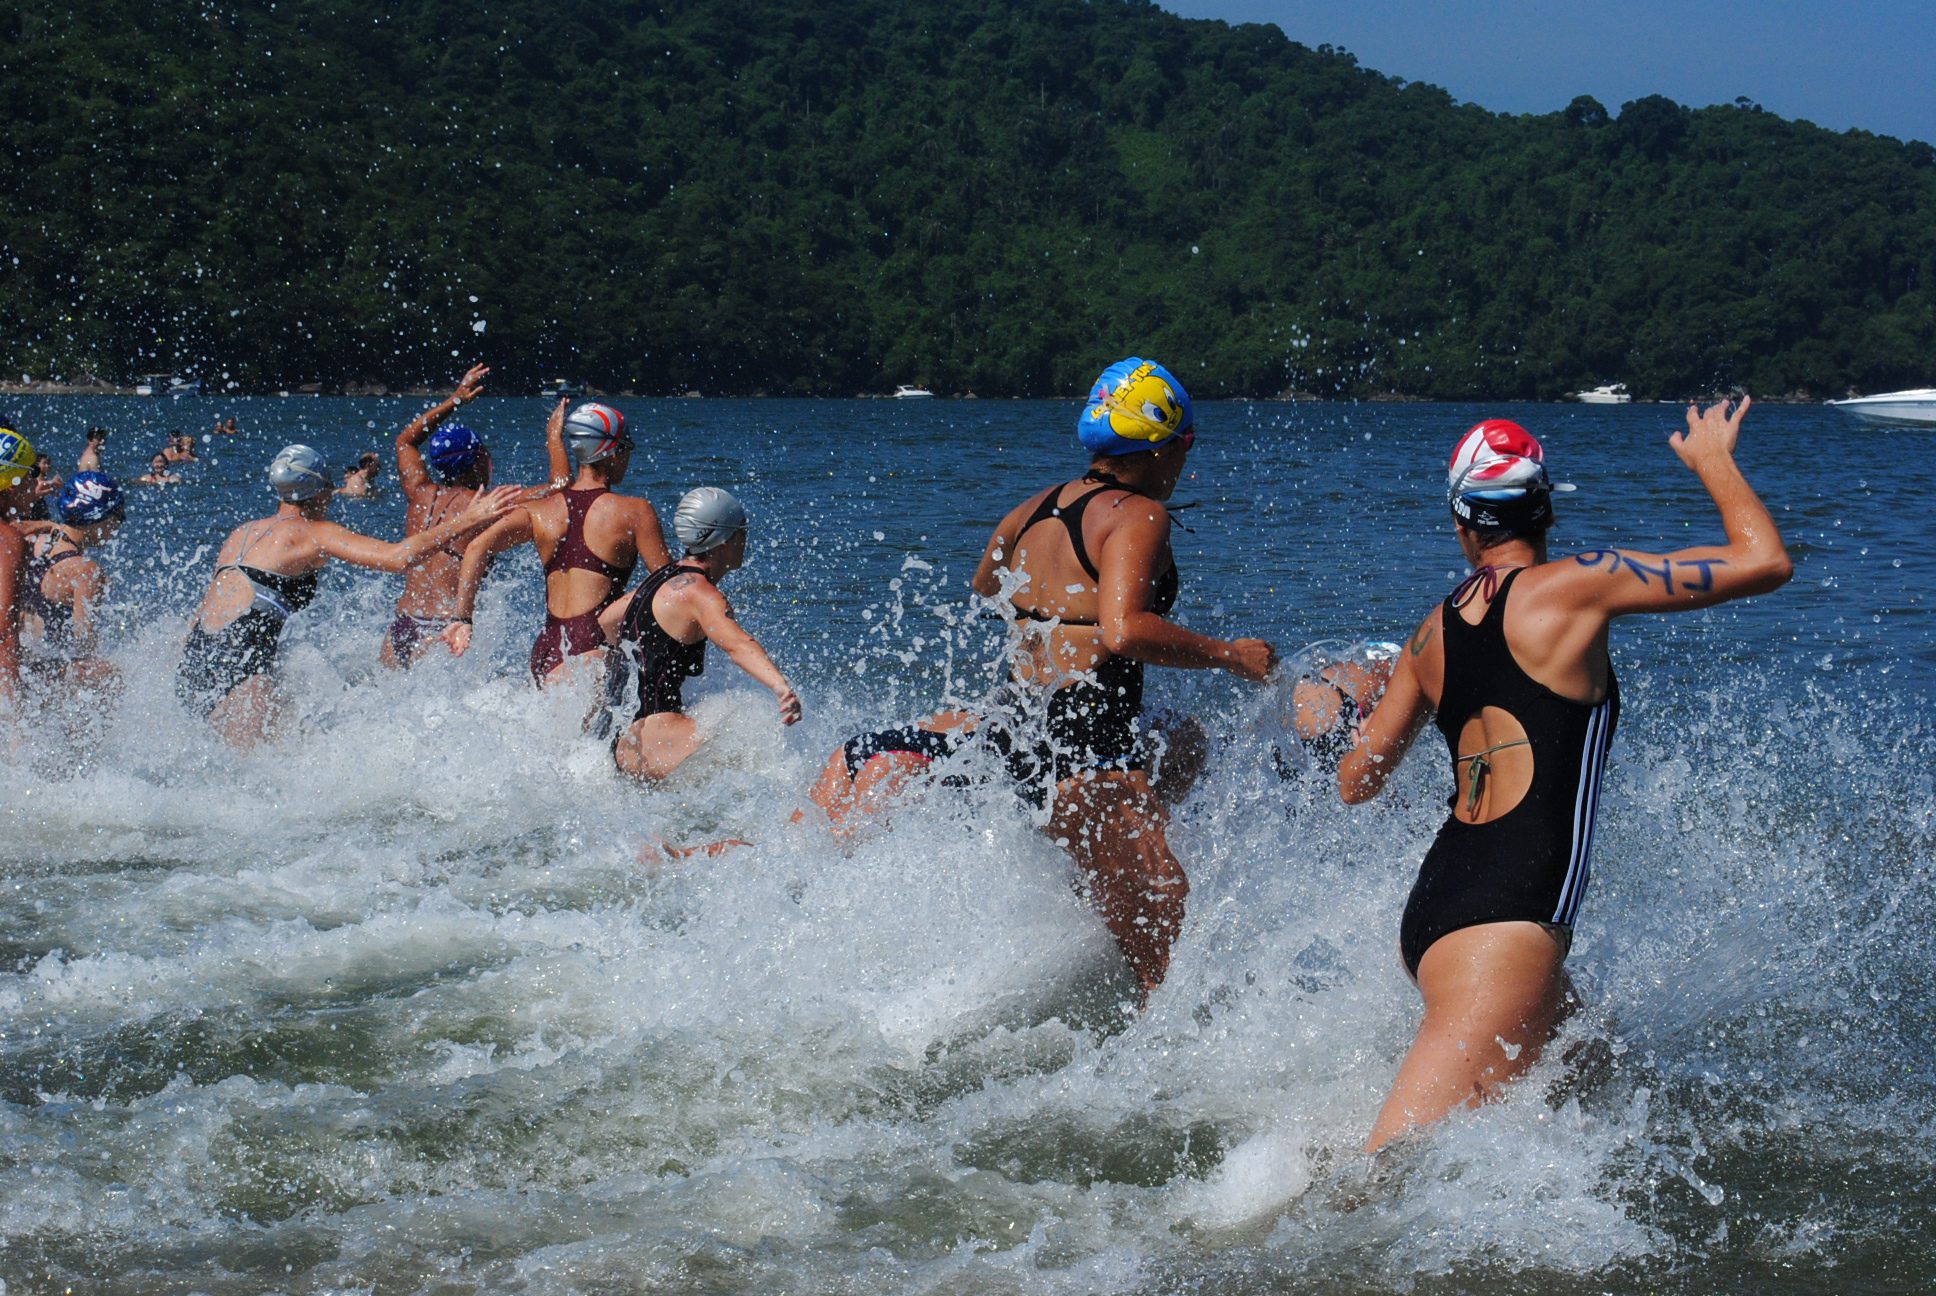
[77,427,108,473]
[1338,401,1792,1154]
[17,472,126,693]
[336,452,383,499]
[0,427,42,703]
[447,400,670,686]
[134,454,181,487]
[176,444,519,748]
[383,364,570,669]
[597,487,800,780]
[212,417,239,437]
[969,357,1278,1003]
[162,433,198,466]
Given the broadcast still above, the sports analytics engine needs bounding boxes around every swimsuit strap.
[1450,563,1524,610]
[544,487,633,583]
[217,516,292,575]
[1016,481,1121,583]
[1455,737,1533,813]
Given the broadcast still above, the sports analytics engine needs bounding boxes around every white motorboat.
[892,384,935,399]
[1826,388,1936,426]
[1573,382,1631,404]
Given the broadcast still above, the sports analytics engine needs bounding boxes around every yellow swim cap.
[0,428,37,487]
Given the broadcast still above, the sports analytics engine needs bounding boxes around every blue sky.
[1158,0,1935,145]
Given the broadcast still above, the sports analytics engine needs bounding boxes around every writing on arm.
[1573,550,1726,594]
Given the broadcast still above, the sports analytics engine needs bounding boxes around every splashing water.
[0,397,1931,1294]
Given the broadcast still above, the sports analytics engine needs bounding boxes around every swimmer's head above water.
[562,402,632,469]
[424,423,487,484]
[1447,418,1573,547]
[673,485,748,558]
[267,444,332,503]
[1078,357,1194,457]
[56,471,126,527]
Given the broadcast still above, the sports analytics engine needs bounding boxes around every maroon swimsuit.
[530,487,635,681]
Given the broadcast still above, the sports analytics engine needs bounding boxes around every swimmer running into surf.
[177,445,519,749]
[1338,400,1791,1154]
[969,357,1277,1003]
[446,401,670,686]
[383,365,570,668]
[17,472,126,693]
[597,487,800,781]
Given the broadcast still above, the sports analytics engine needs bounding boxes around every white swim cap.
[267,444,331,501]
[673,486,748,554]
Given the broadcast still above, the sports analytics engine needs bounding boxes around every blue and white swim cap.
[1078,358,1193,456]
[267,444,331,501]
[563,402,631,467]
[57,471,126,525]
[425,423,484,482]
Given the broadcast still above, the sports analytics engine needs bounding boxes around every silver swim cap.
[673,486,748,554]
[267,444,331,501]
[562,402,632,467]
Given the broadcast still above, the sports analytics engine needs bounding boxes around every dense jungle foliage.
[3,0,1934,398]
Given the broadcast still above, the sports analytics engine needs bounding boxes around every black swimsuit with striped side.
[602,562,710,726]
[1399,567,1620,977]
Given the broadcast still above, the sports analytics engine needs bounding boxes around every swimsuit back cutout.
[544,488,636,586]
[609,562,710,721]
[1397,566,1621,975]
[1008,472,1178,624]
[209,518,322,624]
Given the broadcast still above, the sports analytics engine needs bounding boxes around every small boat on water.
[892,384,935,399]
[1826,389,1936,427]
[1573,382,1631,404]
[134,374,201,397]
[539,378,584,399]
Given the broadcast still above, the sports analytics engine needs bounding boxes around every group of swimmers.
[0,357,1792,1155]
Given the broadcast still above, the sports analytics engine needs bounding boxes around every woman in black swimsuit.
[597,486,799,781]
[177,444,518,748]
[1339,399,1792,1153]
[970,357,1277,1004]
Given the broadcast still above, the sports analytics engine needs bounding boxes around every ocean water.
[1,396,1931,1295]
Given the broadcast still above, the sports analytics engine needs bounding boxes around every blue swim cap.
[1078,358,1193,456]
[425,423,484,482]
[57,471,126,525]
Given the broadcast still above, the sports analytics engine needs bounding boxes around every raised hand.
[459,484,523,528]
[453,364,490,405]
[1670,395,1750,471]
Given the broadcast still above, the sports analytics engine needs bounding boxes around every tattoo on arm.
[1409,621,1434,656]
[1573,551,1726,594]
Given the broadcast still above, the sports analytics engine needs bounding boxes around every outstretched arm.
[1339,608,1437,803]
[1546,397,1792,620]
[443,507,536,654]
[1096,501,1277,681]
[693,585,801,724]
[542,398,571,493]
[397,364,489,498]
[313,485,520,574]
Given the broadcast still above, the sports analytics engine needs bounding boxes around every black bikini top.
[212,519,322,620]
[1008,471,1179,625]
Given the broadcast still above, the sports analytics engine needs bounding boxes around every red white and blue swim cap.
[57,471,126,525]
[1447,419,1569,530]
[1078,358,1193,456]
[562,402,631,467]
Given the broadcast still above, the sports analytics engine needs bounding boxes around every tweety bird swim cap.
[267,444,332,501]
[563,402,631,467]
[673,486,748,554]
[57,471,126,525]
[0,427,38,488]
[1447,419,1571,531]
[1078,358,1193,456]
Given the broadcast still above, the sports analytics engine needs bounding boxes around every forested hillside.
[4,0,1934,397]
